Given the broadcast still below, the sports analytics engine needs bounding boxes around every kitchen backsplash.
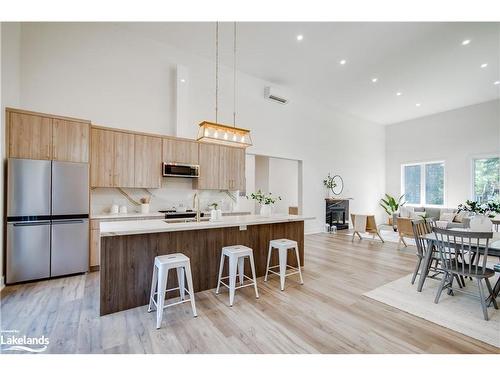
[91,178,253,215]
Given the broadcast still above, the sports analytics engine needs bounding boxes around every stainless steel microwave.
[162,162,200,178]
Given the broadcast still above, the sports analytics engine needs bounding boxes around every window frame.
[401,160,446,207]
[471,153,500,202]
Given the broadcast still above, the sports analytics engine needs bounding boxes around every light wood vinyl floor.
[1,233,497,354]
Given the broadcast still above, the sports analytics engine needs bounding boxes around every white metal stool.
[148,253,197,329]
[265,239,304,290]
[216,245,259,306]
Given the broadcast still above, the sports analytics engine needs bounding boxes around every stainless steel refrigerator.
[6,158,89,284]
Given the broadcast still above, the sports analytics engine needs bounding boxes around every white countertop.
[100,214,313,237]
[91,212,166,220]
[91,210,252,220]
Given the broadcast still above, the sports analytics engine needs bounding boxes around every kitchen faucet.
[192,192,201,222]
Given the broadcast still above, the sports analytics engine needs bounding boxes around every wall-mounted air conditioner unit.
[264,86,289,105]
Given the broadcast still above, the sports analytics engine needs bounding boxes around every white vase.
[469,214,493,232]
[140,203,150,214]
[260,205,272,217]
[210,209,217,221]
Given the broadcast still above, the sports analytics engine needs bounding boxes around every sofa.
[392,206,471,230]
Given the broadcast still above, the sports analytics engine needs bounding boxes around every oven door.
[163,163,199,177]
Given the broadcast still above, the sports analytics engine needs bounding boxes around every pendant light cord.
[233,22,237,127]
[215,22,219,124]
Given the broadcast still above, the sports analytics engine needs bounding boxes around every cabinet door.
[52,119,90,162]
[90,224,100,267]
[218,146,231,190]
[8,112,52,160]
[90,128,114,187]
[231,147,246,191]
[197,143,220,190]
[113,132,135,187]
[162,138,199,164]
[134,135,162,188]
[220,146,245,191]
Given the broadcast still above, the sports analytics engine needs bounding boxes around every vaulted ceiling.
[119,22,500,124]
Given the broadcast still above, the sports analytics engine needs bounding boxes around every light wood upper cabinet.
[90,128,114,187]
[7,109,90,162]
[230,147,246,191]
[8,112,52,160]
[218,146,231,190]
[52,119,90,162]
[162,138,199,164]
[134,135,162,188]
[113,132,135,187]
[196,143,220,190]
[219,146,246,191]
[90,129,161,189]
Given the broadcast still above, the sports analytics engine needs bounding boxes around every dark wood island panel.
[100,220,304,315]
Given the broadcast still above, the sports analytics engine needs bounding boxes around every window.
[401,161,445,206]
[473,157,499,203]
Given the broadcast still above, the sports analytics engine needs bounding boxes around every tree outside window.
[474,157,499,203]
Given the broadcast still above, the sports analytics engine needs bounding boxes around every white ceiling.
[119,22,500,124]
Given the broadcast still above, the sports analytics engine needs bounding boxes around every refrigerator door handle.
[52,219,85,224]
[12,221,51,226]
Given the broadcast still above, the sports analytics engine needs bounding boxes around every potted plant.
[379,194,406,225]
[209,202,221,221]
[247,190,282,217]
[139,197,151,214]
[458,199,500,231]
[323,173,339,198]
[458,199,500,218]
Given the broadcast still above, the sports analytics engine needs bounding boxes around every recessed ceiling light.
[371,77,378,83]
[481,63,488,68]
[461,39,471,46]
[339,59,347,65]
[180,79,186,83]
[494,80,500,85]
[396,92,402,96]
[296,35,303,41]
[415,103,421,107]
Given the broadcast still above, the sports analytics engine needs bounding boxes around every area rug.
[342,229,416,246]
[364,274,500,348]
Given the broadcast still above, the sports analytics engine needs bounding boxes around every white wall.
[2,22,387,235]
[1,22,21,288]
[269,157,299,214]
[386,99,500,208]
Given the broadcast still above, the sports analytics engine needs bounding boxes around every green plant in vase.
[379,193,406,225]
[247,190,282,216]
[458,199,500,218]
[323,173,337,197]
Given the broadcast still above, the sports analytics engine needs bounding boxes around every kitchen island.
[99,214,311,315]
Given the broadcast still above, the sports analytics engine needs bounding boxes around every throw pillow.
[440,212,455,223]
[439,209,457,221]
[454,211,469,223]
[410,210,426,220]
[399,206,415,218]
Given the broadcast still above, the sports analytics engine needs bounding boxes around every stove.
[158,210,204,219]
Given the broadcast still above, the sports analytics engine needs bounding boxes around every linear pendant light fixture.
[197,22,252,148]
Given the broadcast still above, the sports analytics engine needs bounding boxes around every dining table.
[417,229,500,302]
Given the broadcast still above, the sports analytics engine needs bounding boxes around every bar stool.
[216,245,259,306]
[265,239,304,291]
[148,253,197,329]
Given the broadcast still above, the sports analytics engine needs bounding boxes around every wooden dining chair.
[350,214,384,243]
[410,219,440,285]
[433,227,498,320]
[397,217,415,248]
